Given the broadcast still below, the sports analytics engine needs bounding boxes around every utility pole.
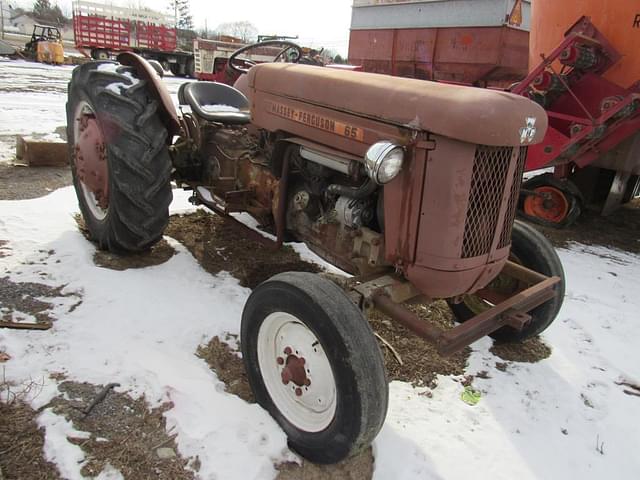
[1,0,5,40]
[174,1,178,29]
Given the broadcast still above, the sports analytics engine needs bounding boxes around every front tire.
[449,220,565,343]
[241,272,388,464]
[67,61,173,252]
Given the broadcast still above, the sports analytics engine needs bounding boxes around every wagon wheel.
[67,61,172,252]
[241,272,388,464]
[448,220,565,343]
[519,173,582,227]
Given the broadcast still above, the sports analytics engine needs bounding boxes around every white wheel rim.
[74,100,108,221]
[257,312,337,432]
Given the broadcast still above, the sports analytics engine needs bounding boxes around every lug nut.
[295,388,302,397]
[276,357,284,365]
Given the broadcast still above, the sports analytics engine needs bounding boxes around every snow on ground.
[0,59,191,163]
[378,244,640,479]
[1,58,640,479]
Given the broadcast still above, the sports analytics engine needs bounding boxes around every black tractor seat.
[178,81,251,125]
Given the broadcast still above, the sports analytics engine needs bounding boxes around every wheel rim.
[523,186,570,223]
[257,312,337,433]
[73,101,108,221]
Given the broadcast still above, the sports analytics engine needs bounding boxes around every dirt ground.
[0,163,72,201]
[534,198,640,254]
[165,210,321,289]
[0,400,61,480]
[47,382,197,479]
[0,271,82,330]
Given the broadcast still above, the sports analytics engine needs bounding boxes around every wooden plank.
[15,136,68,167]
[0,320,52,330]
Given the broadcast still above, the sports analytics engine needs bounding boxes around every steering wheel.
[227,40,303,74]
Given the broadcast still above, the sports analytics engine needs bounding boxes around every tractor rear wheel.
[449,220,565,343]
[519,173,582,227]
[66,61,172,252]
[241,272,388,464]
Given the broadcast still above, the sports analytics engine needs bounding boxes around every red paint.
[75,115,108,208]
[514,17,640,175]
[74,15,177,52]
[523,186,570,223]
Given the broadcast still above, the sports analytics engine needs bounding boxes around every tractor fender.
[117,52,180,137]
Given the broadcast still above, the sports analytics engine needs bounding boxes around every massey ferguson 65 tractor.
[67,41,565,463]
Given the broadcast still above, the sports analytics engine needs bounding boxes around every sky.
[11,0,355,55]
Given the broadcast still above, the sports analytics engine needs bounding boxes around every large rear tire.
[66,61,172,252]
[241,272,388,464]
[449,220,565,343]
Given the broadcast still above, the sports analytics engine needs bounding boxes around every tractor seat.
[178,82,251,125]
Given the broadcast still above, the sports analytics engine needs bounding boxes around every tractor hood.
[246,63,547,147]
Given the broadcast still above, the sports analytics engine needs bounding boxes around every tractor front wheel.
[66,61,173,252]
[449,220,565,343]
[241,272,388,464]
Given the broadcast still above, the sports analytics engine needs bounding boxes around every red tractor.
[67,41,564,463]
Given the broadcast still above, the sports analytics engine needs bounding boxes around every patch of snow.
[523,166,554,180]
[0,139,15,163]
[0,186,295,479]
[104,82,129,94]
[201,104,242,113]
[95,464,125,480]
[41,132,65,142]
[97,63,118,72]
[38,409,90,480]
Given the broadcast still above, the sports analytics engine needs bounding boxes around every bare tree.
[215,21,258,43]
[167,0,193,30]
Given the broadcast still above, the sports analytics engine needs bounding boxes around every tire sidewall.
[67,61,172,252]
[67,83,113,243]
[242,280,376,463]
[492,220,565,342]
[449,220,565,342]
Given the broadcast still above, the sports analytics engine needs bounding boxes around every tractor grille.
[461,145,513,258]
[497,147,527,249]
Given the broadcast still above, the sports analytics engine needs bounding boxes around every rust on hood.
[246,63,548,147]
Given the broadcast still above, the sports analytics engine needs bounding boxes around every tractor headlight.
[364,141,404,184]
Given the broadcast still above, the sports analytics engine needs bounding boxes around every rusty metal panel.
[383,146,428,267]
[498,147,527,249]
[393,29,438,62]
[349,26,529,86]
[247,63,547,148]
[348,30,394,61]
[433,27,503,65]
[417,136,474,264]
